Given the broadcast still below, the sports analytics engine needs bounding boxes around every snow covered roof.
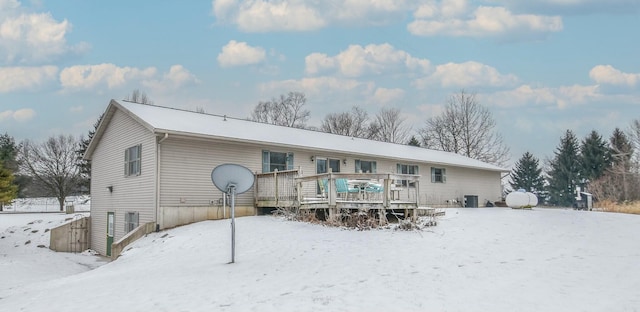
[87,100,507,172]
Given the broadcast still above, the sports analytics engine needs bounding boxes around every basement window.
[125,212,139,233]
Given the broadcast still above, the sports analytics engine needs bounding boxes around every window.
[125,212,139,233]
[262,150,294,173]
[328,159,341,173]
[397,164,419,187]
[431,167,446,183]
[355,160,376,173]
[124,145,141,176]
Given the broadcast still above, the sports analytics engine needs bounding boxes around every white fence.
[2,195,91,213]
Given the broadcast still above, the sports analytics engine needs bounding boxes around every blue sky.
[1,0,639,167]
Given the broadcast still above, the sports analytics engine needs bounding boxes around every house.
[84,100,507,256]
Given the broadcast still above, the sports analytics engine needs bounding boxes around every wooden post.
[273,170,279,207]
[413,179,420,221]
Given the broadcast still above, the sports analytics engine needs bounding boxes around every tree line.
[250,90,510,165]
[510,126,638,206]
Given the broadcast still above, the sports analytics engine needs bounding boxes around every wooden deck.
[254,170,424,222]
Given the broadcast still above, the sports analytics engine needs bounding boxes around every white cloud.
[371,87,405,105]
[0,1,88,64]
[485,84,601,109]
[69,105,83,113]
[305,43,430,77]
[0,108,35,122]
[589,65,639,87]
[213,0,326,32]
[217,40,267,67]
[408,2,563,39]
[59,63,157,90]
[0,66,58,92]
[495,0,640,15]
[212,0,413,32]
[260,76,374,96]
[143,65,200,92]
[413,61,518,88]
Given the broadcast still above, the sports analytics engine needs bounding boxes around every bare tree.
[320,106,370,138]
[629,119,640,172]
[250,91,310,128]
[125,89,153,104]
[18,135,80,211]
[419,90,509,166]
[369,107,410,143]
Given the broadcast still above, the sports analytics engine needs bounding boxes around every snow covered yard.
[0,212,107,292]
[1,208,640,311]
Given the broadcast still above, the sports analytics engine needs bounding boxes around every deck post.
[273,170,279,206]
[328,173,338,222]
[413,180,420,221]
[296,180,302,209]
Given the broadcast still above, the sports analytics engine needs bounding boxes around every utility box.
[464,195,478,208]
[573,192,593,211]
[65,200,75,214]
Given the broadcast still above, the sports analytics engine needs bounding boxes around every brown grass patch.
[597,200,640,215]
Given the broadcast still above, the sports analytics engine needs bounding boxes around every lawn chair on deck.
[335,178,360,200]
[365,183,384,200]
[318,179,329,198]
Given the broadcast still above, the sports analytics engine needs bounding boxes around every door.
[106,212,114,256]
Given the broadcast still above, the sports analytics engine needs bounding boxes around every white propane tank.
[506,189,538,209]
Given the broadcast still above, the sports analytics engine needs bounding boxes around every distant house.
[84,100,506,256]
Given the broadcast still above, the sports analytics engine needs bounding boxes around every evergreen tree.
[547,130,580,206]
[0,133,27,197]
[510,152,545,196]
[0,162,18,211]
[579,130,610,184]
[407,136,421,147]
[0,133,18,171]
[76,114,103,193]
[609,128,633,168]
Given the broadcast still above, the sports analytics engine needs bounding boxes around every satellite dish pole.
[227,183,237,263]
[211,164,255,264]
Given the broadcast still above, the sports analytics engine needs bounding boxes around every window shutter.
[262,150,269,173]
[286,152,294,170]
[442,168,447,183]
[138,144,142,175]
[431,167,436,183]
[396,164,401,173]
[371,161,377,173]
[124,148,130,175]
[355,160,361,173]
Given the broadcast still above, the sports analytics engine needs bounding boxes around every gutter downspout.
[155,133,169,232]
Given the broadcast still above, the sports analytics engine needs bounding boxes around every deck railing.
[254,169,300,208]
[294,172,421,209]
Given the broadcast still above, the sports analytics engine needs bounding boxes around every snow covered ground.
[1,208,640,311]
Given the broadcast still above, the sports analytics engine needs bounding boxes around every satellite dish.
[211,164,255,194]
[211,164,255,264]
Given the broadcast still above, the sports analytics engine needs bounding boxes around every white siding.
[90,110,156,255]
[159,137,263,208]
[159,137,502,213]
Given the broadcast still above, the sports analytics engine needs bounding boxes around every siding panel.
[90,110,156,255]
